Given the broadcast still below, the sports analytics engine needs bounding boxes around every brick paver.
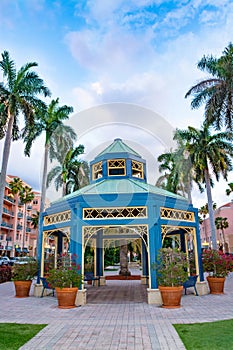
[1,274,233,349]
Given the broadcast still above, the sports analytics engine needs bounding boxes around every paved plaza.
[1,274,233,350]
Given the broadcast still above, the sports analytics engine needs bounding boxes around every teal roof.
[96,138,141,158]
[53,178,187,204]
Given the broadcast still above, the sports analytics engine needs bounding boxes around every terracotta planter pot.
[207,276,226,294]
[14,280,32,298]
[159,285,183,308]
[55,287,78,309]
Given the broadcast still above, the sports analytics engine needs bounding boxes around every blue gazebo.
[38,138,204,303]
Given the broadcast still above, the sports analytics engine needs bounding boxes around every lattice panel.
[83,225,148,249]
[132,160,144,178]
[160,207,194,222]
[83,206,147,219]
[161,225,195,236]
[44,210,71,226]
[132,160,143,171]
[92,161,103,179]
[108,159,125,168]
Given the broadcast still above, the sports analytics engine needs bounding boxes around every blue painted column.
[148,202,162,289]
[72,204,83,288]
[37,212,44,283]
[96,229,103,276]
[141,236,148,277]
[194,208,204,281]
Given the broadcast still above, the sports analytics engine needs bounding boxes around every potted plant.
[156,248,189,308]
[46,253,82,308]
[12,258,38,298]
[202,249,233,294]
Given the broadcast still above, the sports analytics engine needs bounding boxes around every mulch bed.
[105,275,141,280]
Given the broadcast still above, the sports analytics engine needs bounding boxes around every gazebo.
[37,138,204,304]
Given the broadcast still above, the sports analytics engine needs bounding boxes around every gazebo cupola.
[90,138,147,183]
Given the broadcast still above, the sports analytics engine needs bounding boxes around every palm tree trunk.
[187,177,193,204]
[37,143,49,280]
[204,169,217,250]
[62,181,66,197]
[22,204,27,252]
[0,114,14,221]
[40,143,49,214]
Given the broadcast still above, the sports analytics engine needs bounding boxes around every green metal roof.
[96,138,141,158]
[53,178,187,204]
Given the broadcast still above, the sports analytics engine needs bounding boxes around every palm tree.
[66,160,90,194]
[47,145,86,196]
[177,123,233,250]
[185,43,233,130]
[31,211,40,229]
[215,216,229,252]
[9,178,35,253]
[23,98,76,213]
[226,182,233,196]
[156,135,196,204]
[156,151,180,194]
[0,51,50,221]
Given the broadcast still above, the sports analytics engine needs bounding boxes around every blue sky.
[1,0,233,206]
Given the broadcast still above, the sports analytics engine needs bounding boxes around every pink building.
[200,201,233,253]
[0,175,46,257]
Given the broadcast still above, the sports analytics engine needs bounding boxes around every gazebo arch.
[37,138,204,304]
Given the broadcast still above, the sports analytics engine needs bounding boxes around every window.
[33,200,38,205]
[92,161,103,180]
[108,159,126,176]
[132,160,144,179]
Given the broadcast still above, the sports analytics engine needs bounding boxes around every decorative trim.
[108,159,126,176]
[160,207,195,222]
[83,206,147,219]
[43,210,71,226]
[83,225,148,250]
[92,161,103,180]
[132,160,144,179]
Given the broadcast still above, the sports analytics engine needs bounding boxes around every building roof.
[96,138,141,158]
[53,178,187,204]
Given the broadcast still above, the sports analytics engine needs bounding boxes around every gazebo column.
[147,210,163,305]
[57,231,63,255]
[96,229,104,277]
[141,237,148,285]
[180,230,186,252]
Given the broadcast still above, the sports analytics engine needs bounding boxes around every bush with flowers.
[202,249,233,278]
[156,247,189,287]
[46,253,82,289]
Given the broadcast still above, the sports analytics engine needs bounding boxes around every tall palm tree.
[185,43,233,130]
[47,145,86,196]
[199,202,217,243]
[66,160,90,193]
[177,123,233,250]
[215,216,229,252]
[23,98,76,213]
[156,136,196,204]
[0,51,50,221]
[9,178,34,252]
[156,150,180,194]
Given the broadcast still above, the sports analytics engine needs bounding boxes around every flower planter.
[158,285,183,308]
[207,276,226,294]
[55,287,78,309]
[14,280,32,298]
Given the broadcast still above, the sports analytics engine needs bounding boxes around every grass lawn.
[0,323,47,350]
[174,319,233,350]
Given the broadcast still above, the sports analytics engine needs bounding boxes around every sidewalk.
[1,274,233,350]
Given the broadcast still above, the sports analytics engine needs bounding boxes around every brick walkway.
[1,274,233,349]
